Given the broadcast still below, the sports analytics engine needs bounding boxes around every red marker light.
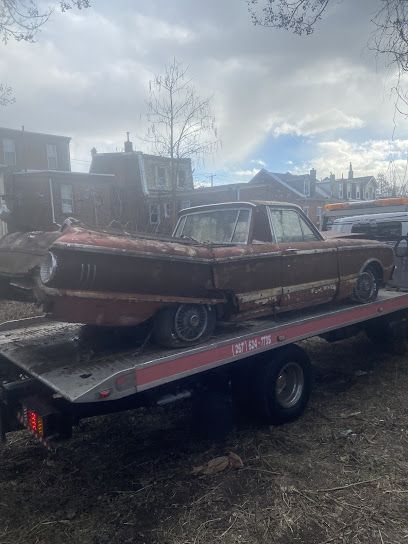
[98,389,112,399]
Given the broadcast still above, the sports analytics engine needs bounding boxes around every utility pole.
[208,173,216,187]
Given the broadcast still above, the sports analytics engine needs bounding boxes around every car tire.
[252,345,312,425]
[352,266,380,303]
[153,303,216,348]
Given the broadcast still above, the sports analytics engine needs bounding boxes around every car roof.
[179,200,303,214]
[333,211,408,224]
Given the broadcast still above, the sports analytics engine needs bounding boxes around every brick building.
[8,171,114,232]
[0,126,71,173]
[89,135,194,234]
[0,127,116,233]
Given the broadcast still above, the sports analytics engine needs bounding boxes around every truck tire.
[252,345,312,425]
[365,315,408,355]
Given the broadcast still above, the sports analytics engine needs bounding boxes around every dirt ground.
[1,302,408,544]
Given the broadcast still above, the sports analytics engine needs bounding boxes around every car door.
[268,207,339,311]
[211,205,283,315]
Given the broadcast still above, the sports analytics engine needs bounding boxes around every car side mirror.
[394,238,408,257]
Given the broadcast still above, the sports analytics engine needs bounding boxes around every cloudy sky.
[1,0,408,185]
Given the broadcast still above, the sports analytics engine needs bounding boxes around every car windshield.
[174,208,251,244]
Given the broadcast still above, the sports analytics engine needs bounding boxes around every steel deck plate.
[0,290,407,404]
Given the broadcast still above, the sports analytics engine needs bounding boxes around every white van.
[331,211,408,242]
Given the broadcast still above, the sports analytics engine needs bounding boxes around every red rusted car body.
[0,202,394,347]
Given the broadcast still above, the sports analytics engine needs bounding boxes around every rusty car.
[0,201,395,347]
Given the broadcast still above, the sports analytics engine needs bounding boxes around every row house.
[319,164,376,202]
[89,135,194,234]
[0,127,113,233]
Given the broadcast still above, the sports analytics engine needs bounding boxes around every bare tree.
[376,171,394,196]
[0,1,90,43]
[145,59,219,226]
[248,0,330,34]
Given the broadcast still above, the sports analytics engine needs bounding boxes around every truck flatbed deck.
[1,290,408,406]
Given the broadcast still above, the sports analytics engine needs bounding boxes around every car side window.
[232,209,250,243]
[269,209,319,243]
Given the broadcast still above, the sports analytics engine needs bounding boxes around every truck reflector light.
[22,408,44,437]
[98,389,112,399]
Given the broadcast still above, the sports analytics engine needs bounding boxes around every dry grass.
[0,316,408,543]
[0,301,41,323]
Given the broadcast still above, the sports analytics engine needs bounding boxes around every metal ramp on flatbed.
[1,290,408,404]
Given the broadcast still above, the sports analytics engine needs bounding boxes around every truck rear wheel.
[153,304,216,348]
[252,346,312,424]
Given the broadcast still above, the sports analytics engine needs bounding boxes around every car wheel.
[252,345,312,425]
[153,303,216,348]
[352,266,379,303]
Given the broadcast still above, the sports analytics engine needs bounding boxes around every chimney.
[329,172,335,183]
[309,168,317,180]
[91,147,97,157]
[124,131,134,153]
[348,162,353,180]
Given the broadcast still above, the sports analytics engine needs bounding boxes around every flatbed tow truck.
[1,289,408,448]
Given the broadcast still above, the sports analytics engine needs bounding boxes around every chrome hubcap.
[355,271,375,302]
[275,362,304,408]
[174,304,209,342]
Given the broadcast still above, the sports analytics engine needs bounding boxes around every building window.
[164,202,171,218]
[339,183,343,198]
[46,144,58,170]
[156,166,167,188]
[3,139,16,167]
[149,203,160,224]
[60,184,73,214]
[303,206,309,217]
[356,187,361,199]
[347,184,351,199]
[177,170,186,188]
[304,179,310,197]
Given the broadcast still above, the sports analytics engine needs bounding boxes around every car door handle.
[283,249,297,254]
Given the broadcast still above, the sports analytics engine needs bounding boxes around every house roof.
[0,127,71,141]
[13,170,114,181]
[335,176,376,185]
[249,169,306,197]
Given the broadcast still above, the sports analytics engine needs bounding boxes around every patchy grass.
[0,301,41,323]
[1,329,408,543]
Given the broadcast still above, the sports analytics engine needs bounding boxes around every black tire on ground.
[365,316,408,355]
[252,345,312,425]
[352,265,381,303]
[153,303,216,348]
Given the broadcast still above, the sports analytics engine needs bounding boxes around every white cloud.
[251,159,266,167]
[233,168,261,177]
[273,110,364,137]
[0,0,406,176]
